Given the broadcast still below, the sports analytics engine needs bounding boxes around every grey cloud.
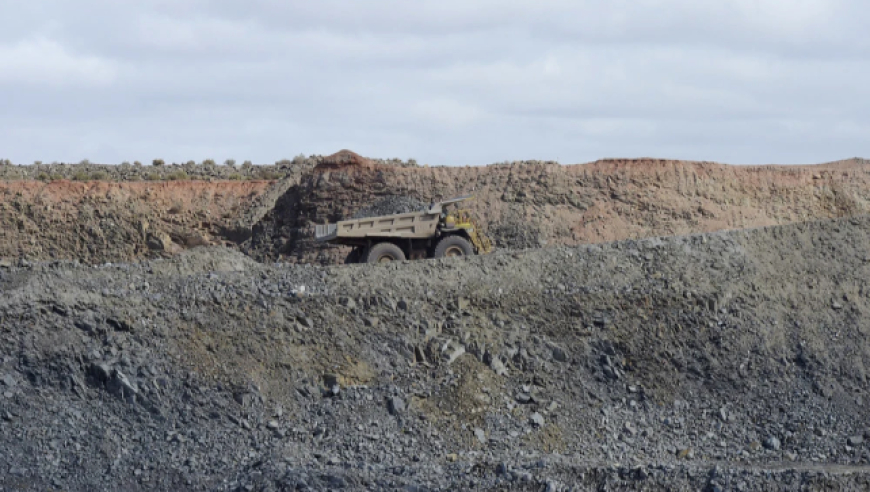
[0,1,868,166]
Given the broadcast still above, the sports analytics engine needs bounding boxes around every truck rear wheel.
[365,242,406,264]
[433,235,473,258]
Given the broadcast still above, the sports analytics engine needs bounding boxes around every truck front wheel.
[433,235,474,258]
[365,242,406,264]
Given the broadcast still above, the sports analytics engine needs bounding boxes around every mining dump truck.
[315,196,494,264]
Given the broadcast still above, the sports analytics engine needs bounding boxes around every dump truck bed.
[315,209,441,242]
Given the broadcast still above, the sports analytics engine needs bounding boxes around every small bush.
[91,171,109,181]
[145,172,160,181]
[224,159,236,167]
[258,170,282,180]
[1,159,12,166]
[185,160,196,167]
[228,173,241,180]
[33,160,43,166]
[167,170,189,181]
[202,159,216,166]
[37,172,50,181]
[152,159,165,166]
[133,161,142,167]
[79,159,91,166]
[275,159,292,167]
[242,160,253,170]
[72,171,89,181]
[50,173,64,181]
[121,161,131,166]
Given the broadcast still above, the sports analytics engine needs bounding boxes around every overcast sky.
[1,1,868,166]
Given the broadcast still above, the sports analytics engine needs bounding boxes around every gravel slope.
[1,216,870,490]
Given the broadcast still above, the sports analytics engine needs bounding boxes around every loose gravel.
[1,216,870,490]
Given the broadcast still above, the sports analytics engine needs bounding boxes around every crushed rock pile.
[1,217,870,490]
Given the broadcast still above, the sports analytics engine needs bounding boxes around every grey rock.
[445,344,465,365]
[340,297,357,309]
[763,436,781,451]
[234,391,255,406]
[106,370,138,403]
[474,428,486,444]
[387,396,405,416]
[89,363,113,384]
[490,357,508,376]
[1,374,16,387]
[848,436,864,446]
[325,474,347,488]
[545,480,563,492]
[552,346,568,363]
[530,412,545,427]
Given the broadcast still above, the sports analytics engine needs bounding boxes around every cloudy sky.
[1,1,868,166]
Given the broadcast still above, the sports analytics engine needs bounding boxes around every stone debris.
[0,216,867,489]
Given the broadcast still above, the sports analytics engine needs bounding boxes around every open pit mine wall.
[1,158,869,265]
[247,158,870,264]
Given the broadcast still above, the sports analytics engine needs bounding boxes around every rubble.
[1,161,870,489]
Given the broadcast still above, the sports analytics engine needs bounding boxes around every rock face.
[0,180,278,264]
[1,217,870,490]
[4,155,870,266]
[246,157,870,263]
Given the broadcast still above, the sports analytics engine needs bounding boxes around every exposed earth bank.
[1,216,869,490]
[0,180,275,264]
[247,156,870,264]
[2,154,870,265]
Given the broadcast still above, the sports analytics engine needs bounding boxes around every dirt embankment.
[2,154,870,264]
[0,180,275,264]
[247,157,870,263]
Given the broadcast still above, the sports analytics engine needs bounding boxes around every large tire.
[433,235,474,259]
[344,247,364,264]
[365,242,406,264]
